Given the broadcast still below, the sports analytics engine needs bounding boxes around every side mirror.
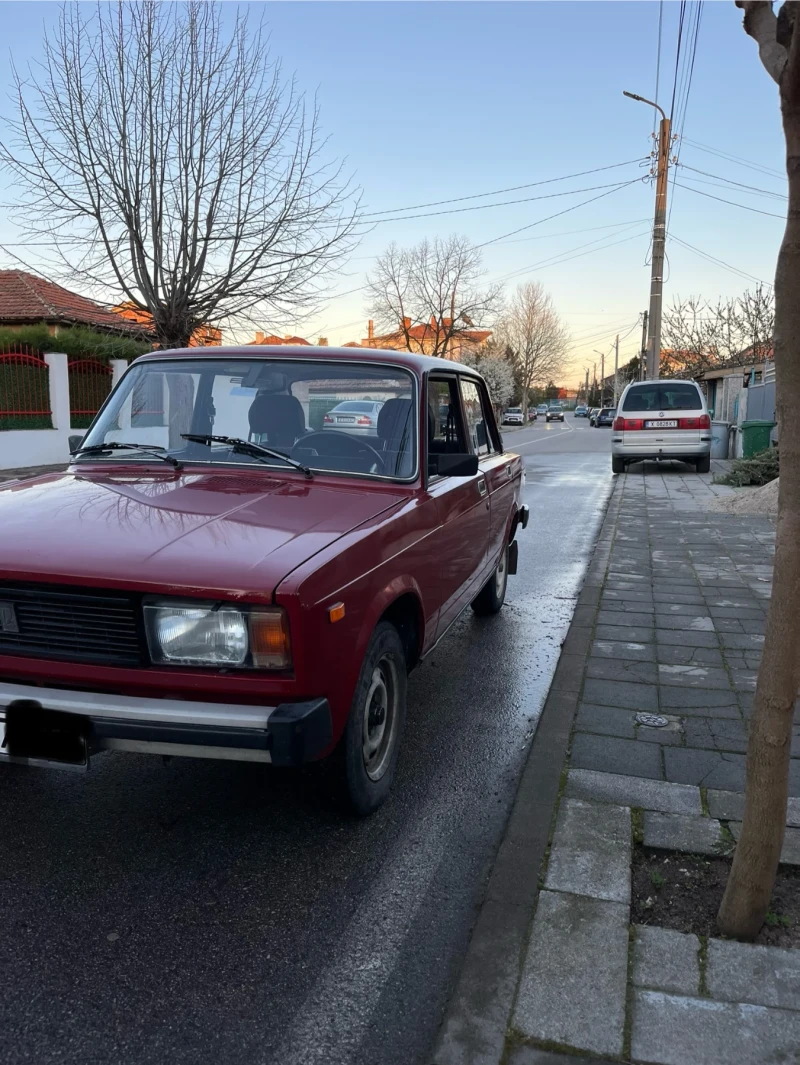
[68,434,85,454]
[428,453,479,477]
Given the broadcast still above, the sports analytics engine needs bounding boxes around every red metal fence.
[0,345,52,431]
[68,359,112,429]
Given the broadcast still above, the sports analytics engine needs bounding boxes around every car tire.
[472,544,509,616]
[695,454,711,474]
[336,621,407,816]
[612,456,625,474]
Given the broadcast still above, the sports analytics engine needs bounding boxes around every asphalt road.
[0,416,614,1065]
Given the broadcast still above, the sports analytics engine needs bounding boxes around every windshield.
[78,358,417,480]
[622,384,703,412]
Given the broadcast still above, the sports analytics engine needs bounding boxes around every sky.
[0,1,788,389]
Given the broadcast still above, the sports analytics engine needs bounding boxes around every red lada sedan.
[0,346,527,813]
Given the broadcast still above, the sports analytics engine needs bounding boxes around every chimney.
[284,334,292,341]
[430,315,437,329]
[368,319,374,340]
[318,337,328,346]
[255,331,265,344]
[402,317,411,330]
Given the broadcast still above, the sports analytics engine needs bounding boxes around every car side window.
[428,378,467,457]
[459,378,492,456]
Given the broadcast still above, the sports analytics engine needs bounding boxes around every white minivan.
[611,379,711,474]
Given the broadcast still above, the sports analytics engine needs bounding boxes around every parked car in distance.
[589,408,600,426]
[502,406,524,425]
[323,399,384,434]
[611,379,711,474]
[595,407,616,428]
[546,405,565,422]
[528,408,537,421]
[574,405,588,417]
[537,403,549,417]
[0,345,529,815]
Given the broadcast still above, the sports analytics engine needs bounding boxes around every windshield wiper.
[72,442,183,469]
[181,434,313,478]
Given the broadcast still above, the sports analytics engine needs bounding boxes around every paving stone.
[581,678,658,711]
[656,644,724,667]
[729,822,800,865]
[658,685,740,711]
[663,748,745,791]
[637,723,683,746]
[631,989,800,1065]
[565,769,701,814]
[642,811,727,855]
[632,925,700,996]
[602,588,655,604]
[545,799,631,903]
[506,1049,611,1065]
[741,619,767,634]
[575,704,636,739]
[591,639,655,662]
[657,664,733,690]
[586,657,659,684]
[730,669,758,690]
[707,788,800,827]
[714,617,744,633]
[710,605,766,620]
[706,938,800,1010]
[571,734,663,780]
[653,591,706,606]
[655,602,711,616]
[594,624,655,643]
[514,891,628,1059]
[655,614,716,632]
[656,627,720,649]
[596,609,654,629]
[683,717,748,754]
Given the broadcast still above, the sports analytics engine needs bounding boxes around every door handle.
[478,479,487,496]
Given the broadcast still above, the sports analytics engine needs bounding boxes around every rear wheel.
[336,621,407,816]
[472,544,508,616]
[695,454,711,474]
[612,456,625,474]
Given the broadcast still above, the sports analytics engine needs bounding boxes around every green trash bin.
[741,419,776,458]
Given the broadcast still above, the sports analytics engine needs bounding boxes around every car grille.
[0,583,143,667]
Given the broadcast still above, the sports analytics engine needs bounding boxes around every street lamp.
[594,349,607,406]
[624,90,670,380]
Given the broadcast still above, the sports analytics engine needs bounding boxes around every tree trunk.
[718,80,800,940]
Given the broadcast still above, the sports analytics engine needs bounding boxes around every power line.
[678,163,785,199]
[361,159,646,218]
[669,0,687,120]
[673,182,785,218]
[477,178,644,248]
[653,0,664,134]
[494,226,650,285]
[669,233,770,286]
[677,173,785,202]
[680,137,784,180]
[667,1,703,229]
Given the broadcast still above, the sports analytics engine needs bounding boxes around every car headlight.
[144,601,291,669]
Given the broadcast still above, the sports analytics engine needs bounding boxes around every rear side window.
[622,384,702,412]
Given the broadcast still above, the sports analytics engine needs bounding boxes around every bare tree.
[717,0,800,941]
[662,286,775,375]
[495,282,569,419]
[365,236,503,358]
[0,2,360,349]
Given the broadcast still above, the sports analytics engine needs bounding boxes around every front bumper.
[0,680,332,770]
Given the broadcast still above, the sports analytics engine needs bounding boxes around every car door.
[459,376,518,575]
[426,374,490,640]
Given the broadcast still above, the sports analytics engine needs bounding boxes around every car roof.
[134,344,482,379]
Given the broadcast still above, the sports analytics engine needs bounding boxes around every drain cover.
[635,713,669,728]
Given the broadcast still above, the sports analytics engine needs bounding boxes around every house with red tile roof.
[347,318,492,359]
[112,301,220,346]
[0,270,149,337]
[247,332,331,347]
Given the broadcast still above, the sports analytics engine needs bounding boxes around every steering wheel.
[291,430,385,473]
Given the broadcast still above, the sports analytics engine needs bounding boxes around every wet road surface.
[0,418,613,1065]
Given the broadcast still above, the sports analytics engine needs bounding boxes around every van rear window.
[622,384,703,412]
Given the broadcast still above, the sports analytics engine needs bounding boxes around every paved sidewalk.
[433,464,797,1065]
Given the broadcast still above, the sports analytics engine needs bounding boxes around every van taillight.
[615,417,644,431]
[678,414,711,430]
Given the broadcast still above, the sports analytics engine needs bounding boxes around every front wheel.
[336,621,407,816]
[472,544,508,616]
[612,456,625,474]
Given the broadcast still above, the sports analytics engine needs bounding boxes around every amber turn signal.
[249,609,292,669]
[328,602,346,624]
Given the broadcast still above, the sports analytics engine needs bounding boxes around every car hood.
[0,468,406,599]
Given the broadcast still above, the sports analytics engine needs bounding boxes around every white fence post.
[44,352,70,430]
[110,359,128,388]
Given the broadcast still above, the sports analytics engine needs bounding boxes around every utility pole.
[640,310,649,380]
[584,367,589,405]
[624,92,671,379]
[594,349,606,406]
[614,333,619,406]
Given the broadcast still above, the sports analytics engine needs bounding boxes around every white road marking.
[511,422,576,450]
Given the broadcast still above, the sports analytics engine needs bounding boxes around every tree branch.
[736,0,789,83]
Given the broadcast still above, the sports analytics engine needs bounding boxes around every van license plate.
[646,419,678,429]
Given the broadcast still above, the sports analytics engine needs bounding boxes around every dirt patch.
[711,477,779,515]
[631,847,800,947]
